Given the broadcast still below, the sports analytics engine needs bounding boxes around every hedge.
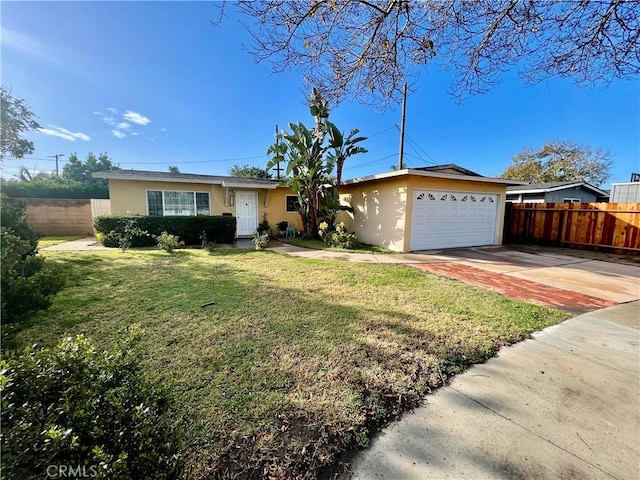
[94,215,236,247]
[1,178,109,199]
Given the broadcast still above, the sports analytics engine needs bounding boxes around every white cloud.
[38,125,90,141]
[1,28,58,64]
[93,111,116,126]
[112,130,126,139]
[130,132,141,136]
[161,127,167,132]
[123,111,151,126]
[107,107,118,113]
[116,122,131,130]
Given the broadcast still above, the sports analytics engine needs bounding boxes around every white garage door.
[410,190,499,251]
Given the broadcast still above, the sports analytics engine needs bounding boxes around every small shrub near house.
[155,231,184,252]
[318,221,360,249]
[0,328,183,480]
[94,215,236,248]
[252,232,271,251]
[100,218,149,252]
[0,195,64,323]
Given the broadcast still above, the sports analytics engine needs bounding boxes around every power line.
[404,133,438,166]
[344,153,397,170]
[367,125,396,138]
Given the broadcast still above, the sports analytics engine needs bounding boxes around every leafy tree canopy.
[62,152,119,183]
[226,1,640,106]
[229,164,273,179]
[1,87,40,160]
[168,165,180,173]
[500,140,611,186]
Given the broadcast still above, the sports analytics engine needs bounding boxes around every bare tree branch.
[225,0,639,108]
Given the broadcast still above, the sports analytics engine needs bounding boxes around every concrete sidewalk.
[41,236,110,251]
[351,301,640,480]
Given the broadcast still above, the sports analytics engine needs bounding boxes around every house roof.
[92,169,280,190]
[343,169,526,186]
[506,181,609,197]
[411,163,482,177]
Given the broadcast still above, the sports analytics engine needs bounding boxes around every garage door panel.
[410,189,499,251]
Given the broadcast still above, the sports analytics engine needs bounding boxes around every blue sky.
[2,1,638,188]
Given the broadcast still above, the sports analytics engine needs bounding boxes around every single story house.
[337,165,524,252]
[92,170,302,236]
[506,181,609,203]
[95,165,523,252]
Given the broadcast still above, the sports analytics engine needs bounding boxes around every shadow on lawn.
[6,250,560,480]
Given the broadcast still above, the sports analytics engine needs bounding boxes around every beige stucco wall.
[22,198,93,235]
[340,174,509,252]
[340,176,408,252]
[108,180,227,215]
[260,187,303,234]
[107,179,299,236]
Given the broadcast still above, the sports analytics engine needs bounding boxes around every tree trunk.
[304,183,320,238]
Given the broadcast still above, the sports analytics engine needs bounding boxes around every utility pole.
[274,124,283,180]
[49,153,65,177]
[398,82,407,170]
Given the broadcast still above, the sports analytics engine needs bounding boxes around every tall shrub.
[0,195,64,322]
[0,328,183,480]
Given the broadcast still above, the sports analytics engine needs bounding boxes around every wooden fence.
[504,202,640,256]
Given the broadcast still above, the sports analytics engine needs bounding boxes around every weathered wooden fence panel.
[504,202,640,255]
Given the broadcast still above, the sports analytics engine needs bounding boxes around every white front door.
[236,191,258,236]
[410,190,500,251]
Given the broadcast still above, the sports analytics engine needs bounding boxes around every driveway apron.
[351,301,640,480]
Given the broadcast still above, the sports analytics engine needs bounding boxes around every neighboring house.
[92,170,302,236]
[338,165,524,252]
[610,182,640,203]
[506,181,610,203]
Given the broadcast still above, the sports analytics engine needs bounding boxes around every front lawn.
[5,249,567,478]
[280,236,393,253]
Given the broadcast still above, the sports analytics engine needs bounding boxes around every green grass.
[38,235,85,248]
[5,249,567,478]
[280,236,393,253]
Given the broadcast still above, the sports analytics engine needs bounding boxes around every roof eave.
[343,169,527,186]
[222,181,278,190]
[92,172,279,188]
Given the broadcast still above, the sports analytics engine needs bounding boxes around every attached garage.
[410,190,499,250]
[339,165,524,253]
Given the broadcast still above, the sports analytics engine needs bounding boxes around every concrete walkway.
[351,301,640,480]
[41,236,110,251]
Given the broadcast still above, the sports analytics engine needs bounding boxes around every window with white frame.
[563,198,581,203]
[285,195,299,213]
[147,190,210,216]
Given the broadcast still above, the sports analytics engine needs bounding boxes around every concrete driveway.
[351,301,640,480]
[406,246,639,314]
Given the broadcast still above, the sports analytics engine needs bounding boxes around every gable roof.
[411,164,482,177]
[92,169,280,189]
[506,181,609,197]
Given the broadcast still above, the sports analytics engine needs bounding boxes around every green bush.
[155,231,184,252]
[1,178,109,199]
[0,328,183,480]
[252,232,271,251]
[318,221,360,249]
[94,215,236,247]
[100,218,149,253]
[0,196,64,323]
